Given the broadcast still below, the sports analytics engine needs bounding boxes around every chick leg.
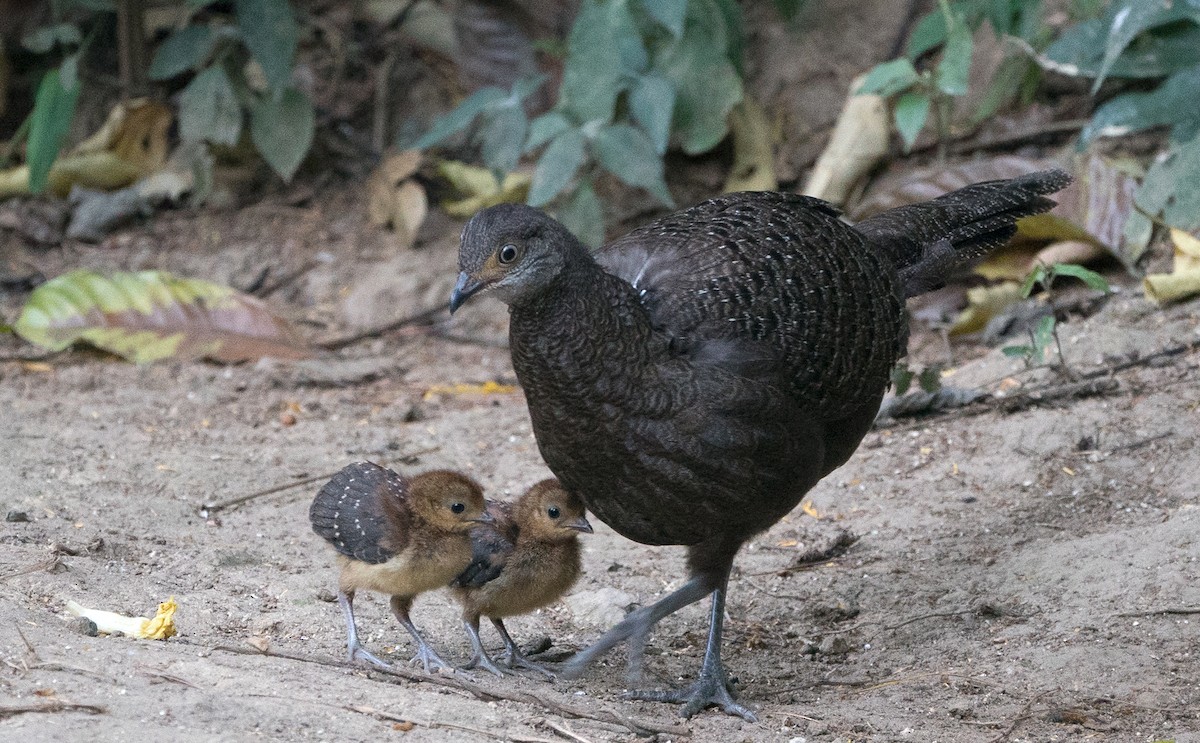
[390,595,453,674]
[461,614,508,677]
[627,573,757,721]
[558,576,712,679]
[492,618,555,679]
[338,590,389,667]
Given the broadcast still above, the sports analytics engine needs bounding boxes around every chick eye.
[451,502,466,514]
[498,244,518,264]
[547,506,560,519]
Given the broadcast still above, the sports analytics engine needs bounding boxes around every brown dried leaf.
[802,74,889,206]
[367,150,428,249]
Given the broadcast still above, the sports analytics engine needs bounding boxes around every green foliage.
[27,58,81,193]
[417,0,745,244]
[891,363,944,394]
[150,0,313,181]
[861,0,1044,151]
[1003,263,1110,367]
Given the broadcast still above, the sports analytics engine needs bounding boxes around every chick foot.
[493,619,555,679]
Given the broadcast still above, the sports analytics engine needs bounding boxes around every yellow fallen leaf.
[422,380,517,400]
[437,160,529,218]
[367,150,427,249]
[67,596,177,639]
[800,500,823,519]
[802,74,889,206]
[950,281,1025,335]
[1144,228,1200,304]
[723,96,776,193]
[776,539,798,548]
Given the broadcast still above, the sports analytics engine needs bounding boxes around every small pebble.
[68,616,98,637]
[6,510,30,523]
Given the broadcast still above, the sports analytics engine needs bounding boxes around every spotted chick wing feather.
[309,461,412,564]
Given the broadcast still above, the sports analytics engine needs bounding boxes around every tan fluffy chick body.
[451,479,592,676]
[310,462,491,672]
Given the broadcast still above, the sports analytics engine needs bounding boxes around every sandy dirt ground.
[2,178,1199,743]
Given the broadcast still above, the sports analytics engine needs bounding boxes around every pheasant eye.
[498,244,518,264]
[547,506,560,519]
[451,502,466,514]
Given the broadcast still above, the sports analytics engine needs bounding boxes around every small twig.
[0,700,106,719]
[996,378,1118,414]
[541,719,596,743]
[0,554,61,582]
[255,259,322,299]
[1114,606,1200,618]
[347,703,556,741]
[138,665,202,689]
[208,644,689,737]
[317,305,446,351]
[200,449,441,515]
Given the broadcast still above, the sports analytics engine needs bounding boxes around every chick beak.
[565,516,593,534]
[450,271,485,314]
[470,510,495,525]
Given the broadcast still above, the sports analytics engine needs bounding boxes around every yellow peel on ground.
[67,596,177,639]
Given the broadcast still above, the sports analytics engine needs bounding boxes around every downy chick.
[310,461,491,672]
[451,479,592,677]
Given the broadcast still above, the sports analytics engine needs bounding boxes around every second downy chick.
[451,479,592,677]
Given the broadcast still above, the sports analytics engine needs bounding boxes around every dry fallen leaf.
[800,500,823,519]
[950,281,1025,335]
[422,380,516,401]
[803,74,889,205]
[1144,228,1200,304]
[367,149,428,250]
[437,160,530,218]
[724,96,776,193]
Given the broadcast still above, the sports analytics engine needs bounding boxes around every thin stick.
[209,644,689,737]
[1115,606,1200,618]
[200,448,441,515]
[317,305,446,351]
[542,719,596,743]
[0,701,106,719]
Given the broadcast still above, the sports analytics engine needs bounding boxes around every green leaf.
[149,26,216,80]
[1136,132,1200,231]
[1051,263,1111,292]
[414,87,507,149]
[640,0,686,36]
[528,129,586,206]
[179,65,242,145]
[1033,315,1056,362]
[592,123,673,205]
[22,23,81,53]
[479,104,528,179]
[1082,66,1200,145]
[893,91,930,151]
[559,0,646,123]
[525,112,571,153]
[917,366,942,393]
[655,0,742,155]
[936,15,973,96]
[1020,264,1047,297]
[13,269,309,363]
[891,364,914,394]
[27,59,82,195]
[555,180,605,248]
[630,74,675,154]
[250,87,314,181]
[236,0,298,91]
[907,7,951,59]
[858,59,920,96]
[1002,344,1034,358]
[1092,0,1193,91]
[1045,17,1200,79]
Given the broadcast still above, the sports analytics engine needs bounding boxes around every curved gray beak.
[450,271,485,314]
[566,516,593,534]
[470,510,496,524]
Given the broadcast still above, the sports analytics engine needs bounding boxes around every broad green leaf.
[1002,344,1034,358]
[510,74,548,103]
[1136,133,1200,231]
[1045,17,1200,79]
[713,0,745,73]
[22,23,81,53]
[525,112,572,152]
[559,0,646,123]
[236,0,298,91]
[907,6,951,59]
[857,59,920,97]
[655,0,742,154]
[555,180,605,248]
[1092,0,1191,91]
[528,129,586,206]
[250,87,314,181]
[1033,315,1056,363]
[1051,263,1111,292]
[179,66,242,145]
[891,365,914,394]
[27,59,82,194]
[893,91,930,151]
[415,88,507,149]
[14,269,309,363]
[1082,66,1200,144]
[640,0,686,36]
[1020,264,1047,297]
[149,26,216,80]
[936,16,973,96]
[592,123,672,205]
[479,104,528,179]
[630,74,675,154]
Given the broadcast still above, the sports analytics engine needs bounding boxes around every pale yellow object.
[723,96,777,193]
[367,149,428,249]
[950,281,1025,335]
[437,160,530,217]
[802,74,889,205]
[1144,229,1200,304]
[422,380,516,400]
[67,596,178,640]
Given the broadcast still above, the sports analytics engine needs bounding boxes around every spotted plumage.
[451,170,1071,717]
